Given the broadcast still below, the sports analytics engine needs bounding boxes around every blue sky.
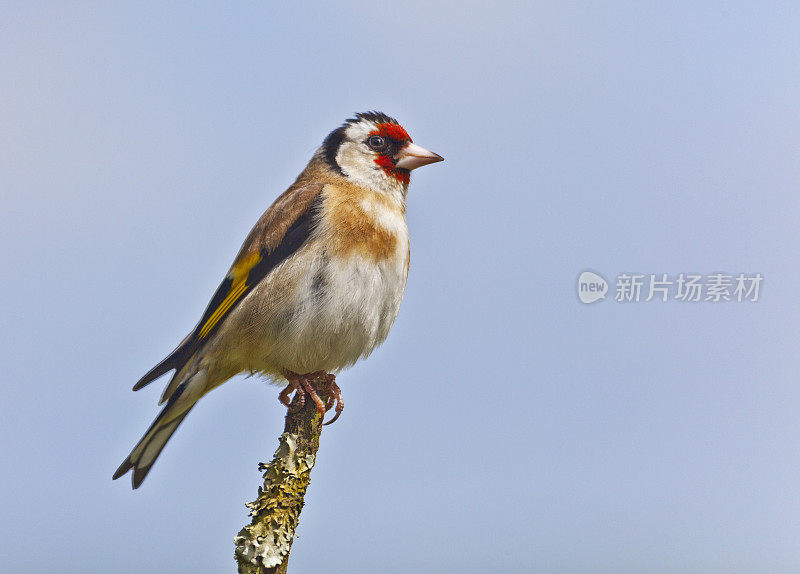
[2,2,799,572]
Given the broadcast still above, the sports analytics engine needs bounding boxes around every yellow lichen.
[234,381,326,574]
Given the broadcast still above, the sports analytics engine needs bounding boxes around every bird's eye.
[367,135,386,149]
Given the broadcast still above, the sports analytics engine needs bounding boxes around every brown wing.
[132,170,326,393]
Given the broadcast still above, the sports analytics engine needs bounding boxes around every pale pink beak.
[394,142,444,170]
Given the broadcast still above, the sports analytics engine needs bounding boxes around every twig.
[234,374,328,573]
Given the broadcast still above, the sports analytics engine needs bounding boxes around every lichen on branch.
[234,374,328,574]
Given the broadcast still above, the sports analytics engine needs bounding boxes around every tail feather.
[158,371,184,406]
[132,333,193,391]
[131,358,176,392]
[113,406,194,489]
[114,370,207,489]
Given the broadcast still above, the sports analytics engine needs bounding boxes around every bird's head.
[321,111,443,196]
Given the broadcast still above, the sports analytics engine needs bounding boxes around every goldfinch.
[113,112,443,489]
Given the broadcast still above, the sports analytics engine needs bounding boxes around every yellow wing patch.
[198,251,262,339]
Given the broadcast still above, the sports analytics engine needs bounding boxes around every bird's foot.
[278,378,305,411]
[320,373,344,425]
[281,371,344,425]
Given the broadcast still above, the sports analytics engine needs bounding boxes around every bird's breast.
[320,183,409,265]
[311,184,411,350]
[230,185,411,376]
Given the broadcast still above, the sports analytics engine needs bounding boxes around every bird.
[113,111,443,489]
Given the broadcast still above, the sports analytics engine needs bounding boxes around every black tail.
[132,356,177,391]
[132,333,194,391]
[113,386,196,488]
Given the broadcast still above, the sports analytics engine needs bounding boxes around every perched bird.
[113,111,443,489]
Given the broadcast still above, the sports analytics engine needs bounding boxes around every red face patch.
[373,154,410,185]
[369,122,412,185]
[371,122,411,142]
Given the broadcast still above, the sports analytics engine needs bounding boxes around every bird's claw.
[282,371,344,424]
[322,376,343,425]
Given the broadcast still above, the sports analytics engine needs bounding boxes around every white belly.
[220,238,409,378]
[282,251,408,373]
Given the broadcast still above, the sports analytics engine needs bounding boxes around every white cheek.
[336,141,379,183]
[336,143,408,201]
